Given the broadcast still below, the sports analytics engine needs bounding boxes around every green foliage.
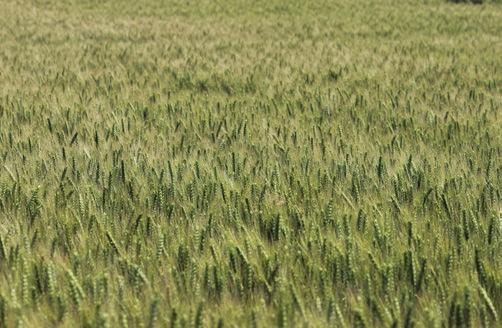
[0,0,501,326]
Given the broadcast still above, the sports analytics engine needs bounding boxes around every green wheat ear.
[66,268,84,309]
[479,285,498,322]
[147,298,160,328]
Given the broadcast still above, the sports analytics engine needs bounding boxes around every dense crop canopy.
[0,0,501,326]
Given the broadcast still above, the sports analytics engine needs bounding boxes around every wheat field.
[0,0,501,327]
